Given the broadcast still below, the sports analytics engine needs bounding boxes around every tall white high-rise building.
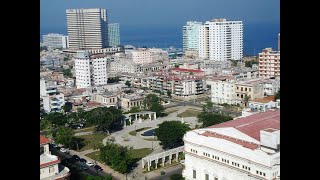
[183,21,203,52]
[66,8,108,50]
[108,23,120,47]
[42,33,69,49]
[198,18,243,61]
[74,51,108,89]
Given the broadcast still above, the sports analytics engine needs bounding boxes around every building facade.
[43,33,69,49]
[208,76,239,105]
[198,18,243,61]
[129,48,153,64]
[40,135,70,180]
[258,48,280,78]
[91,92,119,108]
[183,110,280,180]
[42,93,65,113]
[66,8,108,50]
[74,51,108,89]
[183,21,203,52]
[108,23,120,46]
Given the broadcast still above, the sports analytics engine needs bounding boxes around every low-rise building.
[42,92,65,113]
[249,96,278,112]
[91,91,119,108]
[129,48,153,64]
[183,110,280,180]
[121,94,144,111]
[40,135,70,180]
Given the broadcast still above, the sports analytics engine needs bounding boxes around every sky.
[40,0,280,30]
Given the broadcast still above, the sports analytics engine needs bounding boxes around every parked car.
[94,165,103,171]
[79,158,87,163]
[86,161,95,167]
[60,148,69,153]
[72,155,80,161]
[78,163,88,171]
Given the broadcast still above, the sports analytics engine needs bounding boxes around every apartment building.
[198,18,243,61]
[183,110,280,180]
[42,33,69,49]
[207,76,239,105]
[74,51,108,89]
[108,23,120,46]
[183,21,203,52]
[129,48,153,64]
[258,48,280,78]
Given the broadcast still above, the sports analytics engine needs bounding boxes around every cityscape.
[40,1,280,180]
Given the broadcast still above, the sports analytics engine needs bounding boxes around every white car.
[60,148,69,153]
[180,160,185,165]
[86,161,95,167]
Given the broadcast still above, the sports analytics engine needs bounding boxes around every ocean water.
[40,22,279,56]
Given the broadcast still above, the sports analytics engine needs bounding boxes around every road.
[50,147,109,178]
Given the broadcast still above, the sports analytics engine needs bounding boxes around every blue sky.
[40,0,280,29]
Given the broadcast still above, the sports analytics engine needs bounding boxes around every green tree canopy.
[86,107,122,132]
[63,68,72,78]
[143,94,164,116]
[100,142,133,173]
[245,60,259,68]
[54,127,75,148]
[125,81,131,88]
[129,106,141,113]
[167,90,172,99]
[155,121,191,149]
[197,112,233,128]
[275,89,280,100]
[43,112,67,126]
[63,102,73,113]
[170,174,184,180]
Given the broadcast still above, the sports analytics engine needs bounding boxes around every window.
[193,170,196,178]
[249,88,251,92]
[241,87,243,91]
[49,166,55,173]
[214,178,218,180]
[245,88,247,91]
[205,174,209,180]
[263,173,266,176]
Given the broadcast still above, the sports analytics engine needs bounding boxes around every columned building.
[66,8,108,50]
[183,110,280,180]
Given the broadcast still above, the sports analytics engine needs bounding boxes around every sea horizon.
[40,22,279,56]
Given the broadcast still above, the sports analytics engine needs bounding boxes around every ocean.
[40,22,279,56]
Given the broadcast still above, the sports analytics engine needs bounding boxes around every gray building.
[42,33,69,49]
[66,8,108,50]
[108,23,120,46]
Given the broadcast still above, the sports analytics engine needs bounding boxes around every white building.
[91,91,119,108]
[108,23,120,46]
[183,21,203,52]
[208,76,239,105]
[42,33,69,49]
[258,48,280,78]
[183,110,280,180]
[249,96,279,112]
[198,18,243,61]
[40,135,70,180]
[42,93,65,113]
[129,48,153,64]
[66,8,108,50]
[74,51,108,89]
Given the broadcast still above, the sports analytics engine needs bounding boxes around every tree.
[203,101,213,111]
[245,60,259,68]
[63,102,73,113]
[230,60,237,67]
[43,112,67,126]
[54,127,76,148]
[129,106,140,113]
[150,103,164,116]
[243,94,250,107]
[125,81,131,88]
[86,107,122,132]
[170,174,184,180]
[197,112,233,128]
[155,121,191,149]
[63,68,72,78]
[167,90,172,99]
[105,174,113,180]
[63,57,70,61]
[100,142,133,173]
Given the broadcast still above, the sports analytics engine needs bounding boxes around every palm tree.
[243,94,250,107]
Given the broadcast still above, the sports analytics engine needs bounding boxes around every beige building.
[235,79,265,106]
[121,94,144,111]
[91,92,119,108]
[40,135,70,180]
[130,48,153,64]
[258,48,280,78]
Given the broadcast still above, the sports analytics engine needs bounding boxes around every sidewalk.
[69,149,126,180]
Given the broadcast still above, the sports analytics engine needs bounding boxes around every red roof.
[209,110,280,141]
[40,135,51,145]
[171,68,203,73]
[201,131,260,150]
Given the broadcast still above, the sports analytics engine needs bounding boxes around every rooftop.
[40,153,60,167]
[209,110,280,141]
[251,96,275,103]
[171,68,203,73]
[40,135,51,145]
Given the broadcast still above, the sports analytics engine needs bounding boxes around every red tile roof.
[201,131,260,150]
[252,96,275,103]
[40,135,51,145]
[209,110,280,141]
[171,68,203,73]
[40,159,60,168]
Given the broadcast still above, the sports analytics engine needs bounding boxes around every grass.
[86,151,101,162]
[74,126,95,133]
[85,148,153,163]
[164,108,178,115]
[128,127,151,136]
[129,148,153,159]
[177,109,202,118]
[76,133,108,152]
